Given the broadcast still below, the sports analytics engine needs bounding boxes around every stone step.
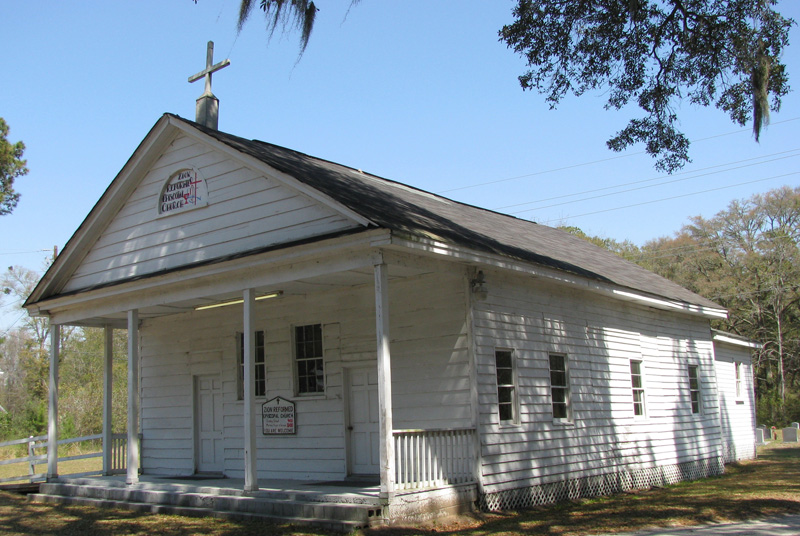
[41,477,374,504]
[29,493,367,531]
[33,482,384,529]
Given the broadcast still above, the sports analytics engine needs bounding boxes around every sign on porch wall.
[158,167,208,216]
[262,396,296,435]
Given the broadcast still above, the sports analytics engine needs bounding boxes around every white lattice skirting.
[480,456,724,511]
[721,440,756,464]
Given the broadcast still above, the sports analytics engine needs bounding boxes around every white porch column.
[127,310,140,485]
[243,289,259,492]
[374,262,395,500]
[102,326,113,475]
[46,323,60,480]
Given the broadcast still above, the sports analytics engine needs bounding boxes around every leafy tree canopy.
[500,0,795,173]
[0,117,28,216]
[568,185,800,425]
[224,2,795,173]
[237,0,324,55]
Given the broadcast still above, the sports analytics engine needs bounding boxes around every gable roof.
[172,114,719,310]
[27,113,722,313]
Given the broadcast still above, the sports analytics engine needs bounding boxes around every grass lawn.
[0,443,797,536]
[0,441,107,484]
[0,456,103,483]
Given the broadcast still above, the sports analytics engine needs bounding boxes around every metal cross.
[188,41,230,96]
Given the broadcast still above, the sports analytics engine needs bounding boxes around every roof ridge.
[164,113,721,311]
[167,113,534,226]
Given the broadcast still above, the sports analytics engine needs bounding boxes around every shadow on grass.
[0,492,339,536]
[0,445,796,536]
[365,444,800,536]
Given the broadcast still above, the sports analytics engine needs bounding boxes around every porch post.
[46,323,60,480]
[243,289,259,492]
[102,326,113,475]
[374,262,395,500]
[127,310,140,485]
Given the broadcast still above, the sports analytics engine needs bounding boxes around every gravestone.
[792,422,800,429]
[783,427,799,442]
[755,428,766,445]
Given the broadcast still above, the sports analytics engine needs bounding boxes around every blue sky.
[2,1,800,329]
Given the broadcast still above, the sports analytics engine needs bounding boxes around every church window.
[549,354,571,421]
[295,324,324,394]
[237,330,266,400]
[630,360,646,417]
[688,365,701,414]
[495,349,518,424]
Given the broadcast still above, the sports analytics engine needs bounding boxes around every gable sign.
[158,167,208,216]
[262,396,296,435]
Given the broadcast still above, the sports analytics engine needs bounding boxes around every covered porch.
[32,234,481,521]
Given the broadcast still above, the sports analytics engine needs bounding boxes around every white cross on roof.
[188,41,230,97]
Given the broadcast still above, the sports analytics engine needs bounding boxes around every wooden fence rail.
[0,433,127,484]
[393,428,476,491]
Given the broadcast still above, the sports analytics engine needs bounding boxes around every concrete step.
[42,477,374,504]
[29,493,367,531]
[33,482,384,529]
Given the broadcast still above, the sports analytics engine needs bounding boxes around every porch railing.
[109,433,128,475]
[0,433,128,484]
[393,427,476,491]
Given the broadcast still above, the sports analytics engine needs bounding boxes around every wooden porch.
[31,445,479,530]
[30,427,478,528]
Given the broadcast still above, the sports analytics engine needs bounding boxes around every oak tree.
[637,187,799,424]
[0,118,28,216]
[236,0,326,55]
[500,0,795,172]
[567,186,800,424]
[214,2,795,172]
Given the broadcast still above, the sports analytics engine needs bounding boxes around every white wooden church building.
[24,55,757,525]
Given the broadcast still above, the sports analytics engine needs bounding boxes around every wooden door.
[195,374,224,474]
[348,368,380,475]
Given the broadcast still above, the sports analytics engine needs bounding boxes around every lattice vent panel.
[721,441,735,464]
[721,441,756,464]
[480,456,723,512]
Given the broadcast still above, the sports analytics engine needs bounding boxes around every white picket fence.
[0,433,127,484]
[393,428,476,490]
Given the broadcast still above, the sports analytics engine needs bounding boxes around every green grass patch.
[0,444,103,483]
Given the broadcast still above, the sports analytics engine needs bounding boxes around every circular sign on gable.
[158,167,209,216]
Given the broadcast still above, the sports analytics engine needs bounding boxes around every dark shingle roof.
[175,115,721,310]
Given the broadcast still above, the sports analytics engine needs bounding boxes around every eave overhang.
[26,228,393,327]
[387,233,729,320]
[27,227,727,327]
[712,330,762,349]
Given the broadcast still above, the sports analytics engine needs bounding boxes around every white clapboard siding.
[63,134,361,292]
[714,341,757,462]
[138,270,472,479]
[473,269,722,496]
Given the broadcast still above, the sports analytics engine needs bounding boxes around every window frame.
[294,323,325,396]
[735,361,743,400]
[548,353,572,423]
[688,364,701,415]
[237,329,266,400]
[630,359,646,418]
[494,348,519,425]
